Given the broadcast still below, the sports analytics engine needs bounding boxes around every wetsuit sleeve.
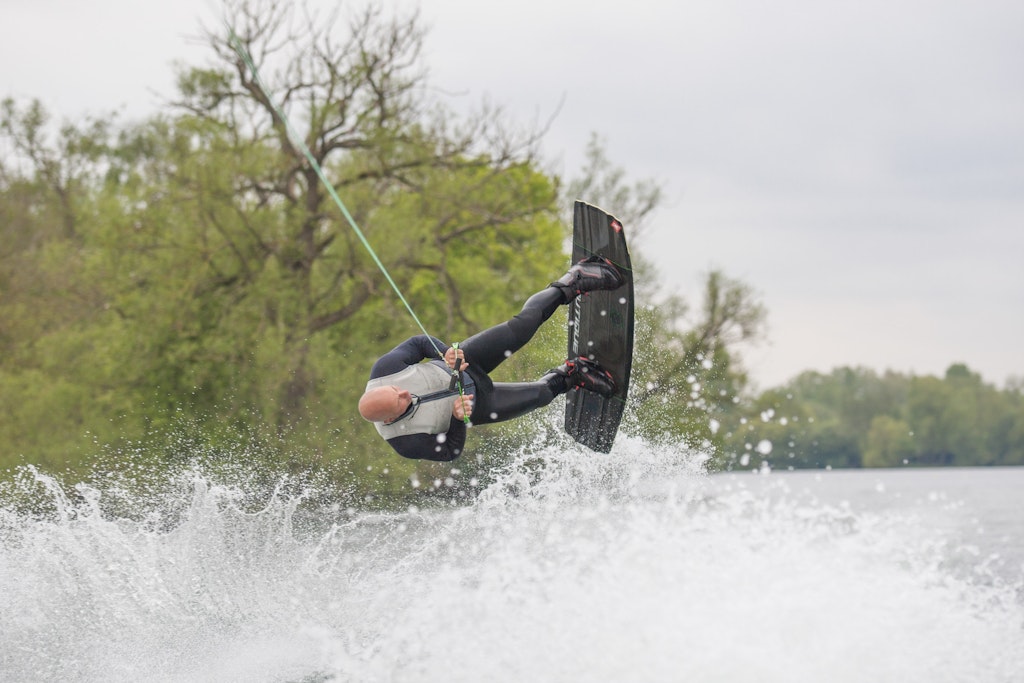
[384,416,467,462]
[369,335,448,378]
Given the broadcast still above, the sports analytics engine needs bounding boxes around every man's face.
[381,386,413,423]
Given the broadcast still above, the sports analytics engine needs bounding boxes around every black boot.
[549,357,616,396]
[551,256,624,303]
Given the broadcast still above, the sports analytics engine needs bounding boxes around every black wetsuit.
[366,286,568,461]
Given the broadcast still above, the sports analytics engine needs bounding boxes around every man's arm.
[385,416,467,462]
[369,335,448,378]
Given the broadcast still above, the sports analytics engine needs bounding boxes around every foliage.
[720,364,1024,470]
[562,136,768,454]
[4,0,1015,512]
[0,1,563,499]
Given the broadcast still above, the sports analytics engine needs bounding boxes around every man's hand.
[452,394,474,421]
[444,346,468,370]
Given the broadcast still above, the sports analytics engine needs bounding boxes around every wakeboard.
[564,200,635,453]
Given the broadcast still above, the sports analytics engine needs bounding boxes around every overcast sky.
[3,0,1022,390]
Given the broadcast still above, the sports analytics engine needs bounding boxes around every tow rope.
[227,29,452,365]
[229,28,475,422]
[449,342,471,424]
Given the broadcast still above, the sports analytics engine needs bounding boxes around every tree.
[862,415,916,467]
[561,136,767,455]
[149,0,559,431]
[631,270,766,454]
[734,362,1024,470]
[566,133,662,242]
[0,99,141,473]
[0,1,568,491]
[0,98,112,241]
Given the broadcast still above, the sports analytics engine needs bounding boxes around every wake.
[2,427,1022,682]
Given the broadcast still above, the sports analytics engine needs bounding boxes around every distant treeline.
[718,364,1024,470]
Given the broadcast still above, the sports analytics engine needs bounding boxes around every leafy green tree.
[907,364,1022,466]
[0,99,142,473]
[753,367,910,469]
[160,1,557,429]
[862,415,916,467]
[0,2,567,496]
[736,363,1024,470]
[904,375,957,465]
[988,379,1024,466]
[632,270,766,455]
[720,388,813,470]
[566,133,662,241]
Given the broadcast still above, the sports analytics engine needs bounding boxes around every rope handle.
[450,342,471,425]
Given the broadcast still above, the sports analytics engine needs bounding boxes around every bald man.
[357,256,625,461]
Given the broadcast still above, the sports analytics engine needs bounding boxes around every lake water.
[1,433,1022,682]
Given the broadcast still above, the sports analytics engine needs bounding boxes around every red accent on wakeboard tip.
[611,220,622,232]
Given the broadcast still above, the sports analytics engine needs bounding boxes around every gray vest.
[366,363,457,440]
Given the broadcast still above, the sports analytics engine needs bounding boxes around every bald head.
[358,386,413,423]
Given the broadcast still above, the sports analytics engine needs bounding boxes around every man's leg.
[472,358,616,425]
[470,376,563,426]
[459,286,563,375]
[460,257,624,375]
